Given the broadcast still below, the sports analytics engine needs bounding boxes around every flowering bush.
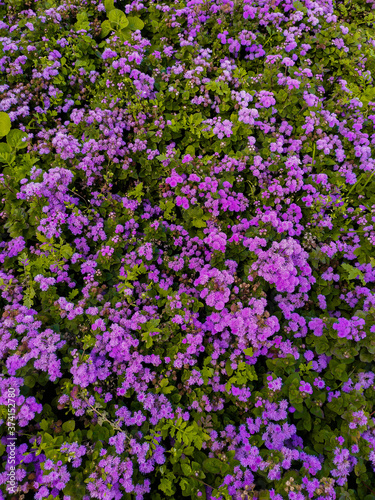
[1,0,375,498]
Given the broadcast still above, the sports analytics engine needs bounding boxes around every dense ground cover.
[1,0,375,498]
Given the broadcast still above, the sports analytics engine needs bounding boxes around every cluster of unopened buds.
[284,477,299,493]
[302,232,317,249]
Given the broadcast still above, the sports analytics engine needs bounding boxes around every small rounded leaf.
[101,20,113,38]
[6,129,28,149]
[104,0,115,12]
[0,112,11,137]
[202,457,223,474]
[119,28,132,41]
[127,16,144,31]
[62,420,75,432]
[108,9,129,29]
[0,143,11,154]
[24,375,36,388]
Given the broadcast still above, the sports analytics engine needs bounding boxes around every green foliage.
[0,112,11,137]
[101,4,143,40]
[6,129,28,149]
[341,263,366,285]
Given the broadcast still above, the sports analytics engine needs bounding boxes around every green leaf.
[192,113,203,125]
[141,330,153,348]
[101,20,113,38]
[119,28,132,41]
[314,337,329,355]
[74,11,90,30]
[62,420,76,433]
[61,244,74,259]
[180,478,191,496]
[108,9,129,29]
[361,86,375,106]
[185,145,195,156]
[342,263,366,285]
[0,143,12,154]
[40,419,49,431]
[24,376,36,388]
[104,0,115,12]
[128,182,144,201]
[203,458,224,474]
[354,461,366,476]
[69,289,79,300]
[43,433,53,444]
[192,218,207,228]
[159,476,175,496]
[181,463,192,475]
[310,406,324,418]
[302,411,312,431]
[6,129,28,149]
[0,112,11,137]
[259,492,270,500]
[127,16,144,31]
